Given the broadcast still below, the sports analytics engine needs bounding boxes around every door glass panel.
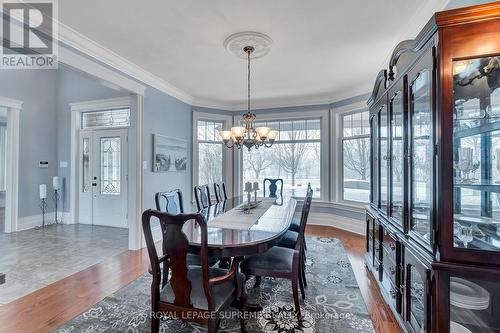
[371,114,379,205]
[411,70,432,242]
[449,275,499,332]
[100,137,121,195]
[409,265,425,330]
[380,105,388,211]
[82,137,90,193]
[391,91,404,223]
[453,56,500,253]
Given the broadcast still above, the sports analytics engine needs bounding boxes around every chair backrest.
[142,210,210,309]
[263,178,284,198]
[296,185,313,251]
[155,189,184,214]
[214,182,227,203]
[194,185,212,211]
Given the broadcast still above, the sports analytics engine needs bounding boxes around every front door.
[79,129,128,228]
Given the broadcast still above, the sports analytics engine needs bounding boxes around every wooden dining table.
[184,195,297,259]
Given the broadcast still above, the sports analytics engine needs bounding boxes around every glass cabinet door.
[371,112,379,207]
[390,90,405,227]
[410,66,433,245]
[380,104,389,213]
[448,274,500,333]
[405,247,431,333]
[452,56,500,254]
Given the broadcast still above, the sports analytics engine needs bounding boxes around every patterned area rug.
[55,237,374,333]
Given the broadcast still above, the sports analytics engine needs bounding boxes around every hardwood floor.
[0,225,402,333]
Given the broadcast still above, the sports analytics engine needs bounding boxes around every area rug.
[55,237,374,333]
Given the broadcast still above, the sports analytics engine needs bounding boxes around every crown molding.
[58,23,194,105]
[54,1,449,111]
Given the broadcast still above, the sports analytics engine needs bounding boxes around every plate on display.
[450,321,472,333]
[450,277,490,310]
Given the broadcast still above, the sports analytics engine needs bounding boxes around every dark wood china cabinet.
[366,3,500,332]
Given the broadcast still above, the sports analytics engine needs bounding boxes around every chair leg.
[291,275,302,325]
[239,289,248,333]
[254,276,262,288]
[208,317,220,333]
[151,309,160,333]
[299,249,308,288]
[298,265,305,300]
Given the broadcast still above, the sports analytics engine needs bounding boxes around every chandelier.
[219,43,278,151]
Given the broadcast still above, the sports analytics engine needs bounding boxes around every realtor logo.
[1,0,58,69]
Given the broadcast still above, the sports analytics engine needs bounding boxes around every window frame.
[192,112,233,200]
[235,110,329,200]
[333,101,371,208]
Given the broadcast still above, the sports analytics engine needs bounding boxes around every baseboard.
[17,213,56,231]
[16,212,73,231]
[308,212,365,236]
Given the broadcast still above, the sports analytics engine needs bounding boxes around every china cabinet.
[365,3,500,332]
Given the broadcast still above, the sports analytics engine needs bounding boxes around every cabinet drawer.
[381,271,401,313]
[382,228,398,252]
[382,246,398,285]
[374,239,382,262]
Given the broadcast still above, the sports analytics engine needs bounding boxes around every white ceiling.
[59,0,450,110]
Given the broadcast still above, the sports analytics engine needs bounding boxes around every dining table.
[184,195,297,259]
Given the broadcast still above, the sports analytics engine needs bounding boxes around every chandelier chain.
[247,48,251,112]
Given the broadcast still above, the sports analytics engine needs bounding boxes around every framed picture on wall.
[152,134,188,172]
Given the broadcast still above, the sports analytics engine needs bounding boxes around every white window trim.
[236,109,330,200]
[331,100,370,209]
[0,97,22,233]
[192,112,234,200]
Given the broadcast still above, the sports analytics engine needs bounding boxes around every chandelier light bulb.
[255,127,271,140]
[268,130,279,140]
[231,126,246,139]
[219,130,233,142]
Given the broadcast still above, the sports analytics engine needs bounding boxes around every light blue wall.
[0,69,58,217]
[56,67,129,213]
[0,67,128,218]
[445,0,495,9]
[142,87,193,212]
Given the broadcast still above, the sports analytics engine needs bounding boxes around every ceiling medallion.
[223,31,273,59]
[219,32,278,151]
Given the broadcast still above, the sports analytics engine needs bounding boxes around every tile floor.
[0,224,128,304]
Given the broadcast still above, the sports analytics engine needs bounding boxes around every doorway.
[79,128,128,228]
[0,107,6,233]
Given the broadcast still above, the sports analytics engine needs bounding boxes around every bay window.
[197,120,223,185]
[242,118,322,198]
[341,110,371,203]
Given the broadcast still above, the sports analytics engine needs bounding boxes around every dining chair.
[276,185,313,291]
[263,178,284,198]
[214,182,227,203]
[288,183,312,250]
[194,184,212,211]
[155,189,219,267]
[142,209,248,333]
[240,192,312,323]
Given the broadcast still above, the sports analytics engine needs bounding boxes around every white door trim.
[0,97,22,233]
[70,96,143,250]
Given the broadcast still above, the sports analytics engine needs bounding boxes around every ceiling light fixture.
[219,32,277,151]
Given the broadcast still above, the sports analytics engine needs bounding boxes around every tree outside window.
[342,110,371,203]
[243,118,321,198]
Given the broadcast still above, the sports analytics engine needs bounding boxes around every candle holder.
[52,189,61,224]
[36,198,48,229]
[245,190,252,214]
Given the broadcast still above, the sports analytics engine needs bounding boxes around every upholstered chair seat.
[160,266,246,311]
